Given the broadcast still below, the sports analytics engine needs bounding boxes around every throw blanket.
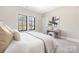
[26,31,56,53]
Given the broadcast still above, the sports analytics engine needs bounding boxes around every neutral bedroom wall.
[16,7,42,32]
[0,6,17,29]
[42,6,79,39]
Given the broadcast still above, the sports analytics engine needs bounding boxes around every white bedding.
[5,32,45,53]
[26,31,56,53]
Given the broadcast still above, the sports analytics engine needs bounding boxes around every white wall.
[0,6,17,29]
[42,6,79,39]
[0,6,42,32]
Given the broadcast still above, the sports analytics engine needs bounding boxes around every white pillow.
[13,30,21,41]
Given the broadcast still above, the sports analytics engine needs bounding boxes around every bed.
[5,31,79,53]
[5,31,56,53]
[0,22,56,53]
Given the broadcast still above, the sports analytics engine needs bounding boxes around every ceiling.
[23,6,59,14]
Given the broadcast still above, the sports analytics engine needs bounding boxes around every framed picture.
[52,16,60,27]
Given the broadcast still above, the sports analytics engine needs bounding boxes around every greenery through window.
[18,14,27,31]
[18,14,35,31]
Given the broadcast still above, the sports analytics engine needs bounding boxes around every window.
[18,15,35,31]
[18,14,27,31]
[27,16,35,30]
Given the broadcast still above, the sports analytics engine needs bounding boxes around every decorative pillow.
[13,30,21,41]
[0,23,13,52]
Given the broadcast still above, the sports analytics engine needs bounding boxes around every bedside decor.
[47,16,60,38]
[47,29,60,38]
